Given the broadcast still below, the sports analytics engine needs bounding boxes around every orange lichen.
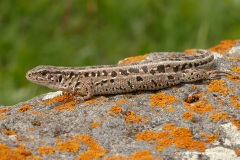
[154,146,165,152]
[31,111,50,116]
[104,150,160,160]
[29,127,35,131]
[231,118,240,130]
[170,127,206,152]
[116,99,129,105]
[206,134,219,144]
[185,101,213,114]
[227,74,240,84]
[56,139,80,153]
[110,106,122,114]
[0,108,8,114]
[150,92,177,108]
[125,150,156,160]
[53,101,76,111]
[165,106,175,112]
[84,99,99,105]
[200,133,207,137]
[209,40,239,54]
[184,49,196,54]
[0,143,40,160]
[185,92,204,103]
[90,122,101,128]
[231,66,240,73]
[227,56,240,61]
[229,96,240,110]
[235,149,240,155]
[18,105,33,112]
[3,129,17,135]
[182,112,194,120]
[38,146,55,154]
[75,134,107,160]
[0,114,7,120]
[162,123,176,131]
[136,125,206,152]
[44,94,72,104]
[124,111,142,123]
[119,54,148,64]
[207,80,233,96]
[136,130,169,141]
[209,111,229,122]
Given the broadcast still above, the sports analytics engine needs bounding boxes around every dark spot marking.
[41,70,47,76]
[157,65,165,73]
[127,81,131,86]
[76,82,80,86]
[136,76,143,81]
[200,60,208,65]
[58,75,62,83]
[174,58,181,61]
[189,63,193,68]
[194,63,199,67]
[161,58,168,61]
[84,72,89,77]
[110,79,114,83]
[102,79,108,83]
[111,71,117,77]
[141,66,148,73]
[173,66,179,72]
[119,69,129,76]
[166,64,171,68]
[102,70,108,76]
[168,75,174,79]
[151,80,157,87]
[128,68,139,73]
[70,72,74,78]
[181,63,188,70]
[150,70,156,75]
[91,72,96,77]
[97,71,100,77]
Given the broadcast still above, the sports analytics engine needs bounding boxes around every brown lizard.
[26,49,229,102]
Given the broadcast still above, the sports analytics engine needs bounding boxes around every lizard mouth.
[26,70,47,85]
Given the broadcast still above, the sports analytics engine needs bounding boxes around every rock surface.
[0,40,240,160]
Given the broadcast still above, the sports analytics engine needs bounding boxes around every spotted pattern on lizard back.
[26,49,229,102]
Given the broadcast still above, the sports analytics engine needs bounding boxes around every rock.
[0,40,239,159]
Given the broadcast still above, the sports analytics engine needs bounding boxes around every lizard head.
[26,65,64,90]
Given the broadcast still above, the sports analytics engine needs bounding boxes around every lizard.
[26,49,229,102]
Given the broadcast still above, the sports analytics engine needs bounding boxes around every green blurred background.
[1,0,240,105]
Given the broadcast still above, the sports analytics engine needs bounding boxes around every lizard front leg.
[73,80,95,103]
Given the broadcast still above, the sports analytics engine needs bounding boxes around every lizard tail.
[208,70,232,79]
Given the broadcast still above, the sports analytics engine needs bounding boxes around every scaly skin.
[26,49,229,102]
